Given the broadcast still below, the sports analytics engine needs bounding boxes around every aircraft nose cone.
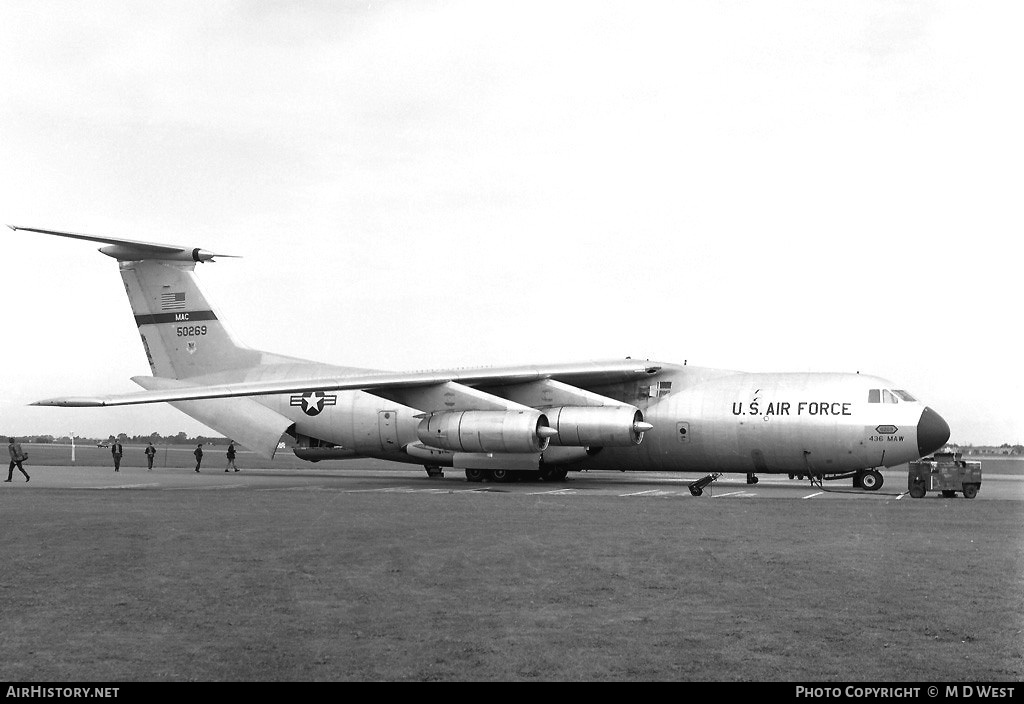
[917,407,950,457]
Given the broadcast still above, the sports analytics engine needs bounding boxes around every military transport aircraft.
[11,225,950,490]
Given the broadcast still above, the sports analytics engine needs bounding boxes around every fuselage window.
[893,390,917,402]
[868,389,880,403]
[882,389,898,404]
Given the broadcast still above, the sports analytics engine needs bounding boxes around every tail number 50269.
[176,325,208,337]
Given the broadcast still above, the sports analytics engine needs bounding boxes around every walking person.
[225,440,239,472]
[144,441,156,470]
[194,443,203,473]
[111,439,124,472]
[6,437,30,482]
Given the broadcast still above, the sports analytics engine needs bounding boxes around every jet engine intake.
[546,405,651,446]
[416,410,554,453]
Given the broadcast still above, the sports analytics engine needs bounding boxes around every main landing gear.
[462,467,569,483]
[745,473,759,485]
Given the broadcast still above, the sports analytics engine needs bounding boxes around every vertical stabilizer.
[119,259,261,379]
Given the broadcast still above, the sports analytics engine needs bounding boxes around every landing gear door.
[378,410,399,450]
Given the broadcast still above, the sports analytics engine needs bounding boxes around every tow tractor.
[907,451,981,499]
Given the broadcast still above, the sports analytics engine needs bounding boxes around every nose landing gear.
[854,468,884,491]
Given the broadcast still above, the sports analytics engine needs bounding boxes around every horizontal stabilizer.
[132,376,293,460]
[8,225,238,262]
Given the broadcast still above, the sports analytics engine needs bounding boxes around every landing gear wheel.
[860,469,883,491]
[464,468,486,482]
[488,469,513,483]
[962,484,978,499]
[746,473,759,485]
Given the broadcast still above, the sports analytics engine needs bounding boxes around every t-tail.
[10,225,260,380]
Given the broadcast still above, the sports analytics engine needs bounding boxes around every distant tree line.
[945,442,1024,456]
[18,433,232,446]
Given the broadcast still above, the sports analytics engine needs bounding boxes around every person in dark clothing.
[6,437,30,482]
[144,441,156,470]
[111,440,124,472]
[194,443,203,473]
[225,441,239,473]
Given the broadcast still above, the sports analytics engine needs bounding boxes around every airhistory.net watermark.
[6,688,118,699]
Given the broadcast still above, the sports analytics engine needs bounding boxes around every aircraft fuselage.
[254,362,946,479]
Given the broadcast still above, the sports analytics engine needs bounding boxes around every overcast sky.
[1,1,1020,445]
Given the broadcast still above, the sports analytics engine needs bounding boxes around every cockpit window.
[882,389,898,404]
[893,390,917,402]
[868,389,880,403]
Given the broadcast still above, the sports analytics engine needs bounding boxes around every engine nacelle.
[546,405,649,446]
[416,410,553,453]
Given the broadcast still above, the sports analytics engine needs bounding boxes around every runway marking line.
[710,490,751,498]
[802,492,825,499]
[620,489,662,496]
[84,483,161,490]
[526,489,577,495]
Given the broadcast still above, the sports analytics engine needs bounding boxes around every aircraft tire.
[539,467,568,482]
[489,469,513,483]
[464,468,486,482]
[860,469,883,491]
[963,484,978,499]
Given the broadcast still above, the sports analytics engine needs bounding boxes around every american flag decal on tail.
[160,292,186,310]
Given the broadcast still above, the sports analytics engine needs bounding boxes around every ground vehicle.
[907,452,981,499]
[688,472,722,496]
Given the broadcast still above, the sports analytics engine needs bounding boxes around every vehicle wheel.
[962,484,978,499]
[860,469,883,491]
[941,490,956,498]
[489,469,513,483]
[464,468,485,482]
[909,483,926,499]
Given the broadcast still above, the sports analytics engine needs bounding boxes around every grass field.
[0,461,1021,682]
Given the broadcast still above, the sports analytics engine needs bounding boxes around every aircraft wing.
[31,360,662,407]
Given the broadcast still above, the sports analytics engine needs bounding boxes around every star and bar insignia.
[290,391,338,417]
